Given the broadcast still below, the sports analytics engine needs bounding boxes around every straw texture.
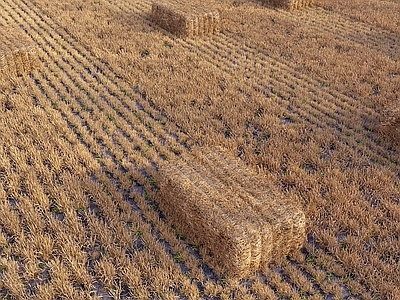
[157,163,258,277]
[156,147,306,277]
[381,106,400,142]
[151,1,220,38]
[263,0,315,10]
[0,26,38,76]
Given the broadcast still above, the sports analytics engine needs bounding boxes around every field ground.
[0,0,399,299]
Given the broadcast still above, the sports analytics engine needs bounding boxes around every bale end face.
[155,165,256,278]
[151,2,220,38]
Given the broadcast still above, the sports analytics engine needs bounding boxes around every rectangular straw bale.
[0,26,38,76]
[175,156,274,269]
[172,158,273,272]
[263,0,315,10]
[151,1,220,38]
[191,147,306,263]
[157,164,257,277]
[156,147,304,277]
[380,106,400,141]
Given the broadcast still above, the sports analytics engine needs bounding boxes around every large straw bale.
[173,158,274,270]
[193,148,306,258]
[263,0,315,10]
[158,164,259,277]
[156,147,306,277]
[151,1,220,38]
[0,26,38,76]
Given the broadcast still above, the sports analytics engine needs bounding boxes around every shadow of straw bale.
[155,147,306,278]
[0,26,38,77]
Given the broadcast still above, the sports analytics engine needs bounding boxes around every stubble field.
[0,0,399,299]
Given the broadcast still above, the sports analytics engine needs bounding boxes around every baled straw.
[176,155,273,270]
[0,26,38,76]
[380,105,400,142]
[151,1,220,38]
[156,147,306,277]
[157,163,257,277]
[262,0,315,10]
[194,148,306,258]
[171,158,273,272]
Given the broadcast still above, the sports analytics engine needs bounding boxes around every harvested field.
[0,0,399,299]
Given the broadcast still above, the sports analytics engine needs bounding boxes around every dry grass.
[0,25,37,76]
[0,0,399,298]
[318,0,400,34]
[151,1,220,38]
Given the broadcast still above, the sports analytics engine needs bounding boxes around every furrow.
[7,0,399,174]
[25,67,203,287]
[178,37,399,169]
[26,81,193,298]
[105,0,386,115]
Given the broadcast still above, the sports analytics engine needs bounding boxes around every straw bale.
[157,164,259,277]
[151,1,220,38]
[193,148,306,257]
[174,157,273,268]
[262,0,315,10]
[0,26,38,76]
[380,106,400,142]
[156,147,305,277]
[172,158,273,271]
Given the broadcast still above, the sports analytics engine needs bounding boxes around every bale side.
[171,158,273,271]
[380,106,400,143]
[151,3,189,38]
[177,155,274,268]
[192,148,306,260]
[156,163,256,277]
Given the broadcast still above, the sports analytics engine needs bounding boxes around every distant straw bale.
[156,148,306,277]
[151,1,220,38]
[380,106,400,142]
[0,26,38,76]
[263,0,315,10]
